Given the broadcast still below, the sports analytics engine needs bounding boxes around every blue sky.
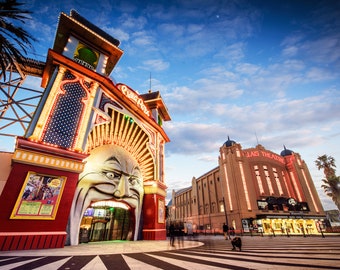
[1,0,339,210]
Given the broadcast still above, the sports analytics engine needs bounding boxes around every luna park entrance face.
[79,201,134,243]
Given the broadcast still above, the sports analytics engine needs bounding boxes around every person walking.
[223,223,230,239]
[169,223,175,246]
[230,226,235,236]
[177,224,184,247]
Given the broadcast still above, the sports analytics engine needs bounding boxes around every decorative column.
[142,181,167,240]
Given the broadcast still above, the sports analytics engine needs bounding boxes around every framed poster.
[158,199,165,223]
[10,171,66,220]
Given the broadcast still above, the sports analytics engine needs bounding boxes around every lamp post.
[219,171,229,228]
[220,197,231,239]
[220,179,229,239]
[222,197,229,225]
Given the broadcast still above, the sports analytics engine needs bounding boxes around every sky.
[1,0,339,210]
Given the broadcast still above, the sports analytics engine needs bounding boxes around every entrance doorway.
[79,200,133,243]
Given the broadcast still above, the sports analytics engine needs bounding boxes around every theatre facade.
[170,138,326,236]
[0,10,170,251]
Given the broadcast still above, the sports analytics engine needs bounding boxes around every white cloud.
[118,14,147,30]
[103,27,130,42]
[281,45,299,57]
[164,122,228,155]
[141,59,169,71]
[302,37,340,64]
[158,23,185,38]
[131,31,154,46]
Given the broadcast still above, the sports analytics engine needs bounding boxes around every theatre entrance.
[79,200,134,243]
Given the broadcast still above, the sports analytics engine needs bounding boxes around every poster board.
[10,171,66,220]
[158,199,165,223]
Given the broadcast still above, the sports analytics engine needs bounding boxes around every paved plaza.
[0,235,339,269]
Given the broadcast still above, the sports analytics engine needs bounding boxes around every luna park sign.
[117,84,151,117]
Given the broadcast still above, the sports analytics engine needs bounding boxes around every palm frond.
[0,0,36,80]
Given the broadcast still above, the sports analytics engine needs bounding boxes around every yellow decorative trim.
[13,149,85,173]
[87,109,155,181]
[144,184,166,197]
[74,81,99,152]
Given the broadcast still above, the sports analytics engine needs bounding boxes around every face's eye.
[103,170,121,180]
[128,176,140,186]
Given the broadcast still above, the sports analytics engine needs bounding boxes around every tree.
[315,154,336,179]
[0,0,36,80]
[321,175,340,210]
[315,155,340,210]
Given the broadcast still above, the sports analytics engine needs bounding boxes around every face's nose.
[114,174,130,198]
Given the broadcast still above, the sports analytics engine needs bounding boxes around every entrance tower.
[0,10,170,251]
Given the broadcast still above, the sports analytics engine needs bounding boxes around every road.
[0,235,339,269]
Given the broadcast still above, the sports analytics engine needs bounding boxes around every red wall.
[142,193,166,240]
[0,162,79,232]
[0,154,83,250]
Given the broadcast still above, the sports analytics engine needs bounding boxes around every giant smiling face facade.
[69,145,144,245]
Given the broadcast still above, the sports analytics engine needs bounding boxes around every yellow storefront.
[257,215,324,236]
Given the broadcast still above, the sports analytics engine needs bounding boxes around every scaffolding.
[0,58,45,139]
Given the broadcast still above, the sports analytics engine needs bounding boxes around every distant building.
[170,137,326,236]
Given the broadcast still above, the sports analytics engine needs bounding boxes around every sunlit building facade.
[171,137,326,236]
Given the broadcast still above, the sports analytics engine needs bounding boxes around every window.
[254,165,264,194]
[273,167,284,195]
[263,165,274,194]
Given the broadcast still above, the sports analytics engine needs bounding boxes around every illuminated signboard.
[243,150,285,164]
[117,84,151,117]
[10,171,66,220]
[73,42,99,70]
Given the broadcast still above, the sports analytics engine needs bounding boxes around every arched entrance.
[79,200,134,243]
[68,145,144,245]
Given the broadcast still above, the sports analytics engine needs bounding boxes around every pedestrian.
[223,223,230,239]
[169,223,175,246]
[177,224,184,247]
[231,237,242,251]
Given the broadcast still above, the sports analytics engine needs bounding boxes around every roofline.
[42,50,170,142]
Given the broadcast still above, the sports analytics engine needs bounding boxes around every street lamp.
[171,205,176,222]
[222,197,229,225]
[219,175,229,238]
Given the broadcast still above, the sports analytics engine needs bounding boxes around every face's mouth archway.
[91,200,130,210]
[79,200,136,243]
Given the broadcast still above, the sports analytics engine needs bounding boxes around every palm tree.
[0,0,36,80]
[315,155,340,210]
[321,175,340,210]
[315,154,336,179]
